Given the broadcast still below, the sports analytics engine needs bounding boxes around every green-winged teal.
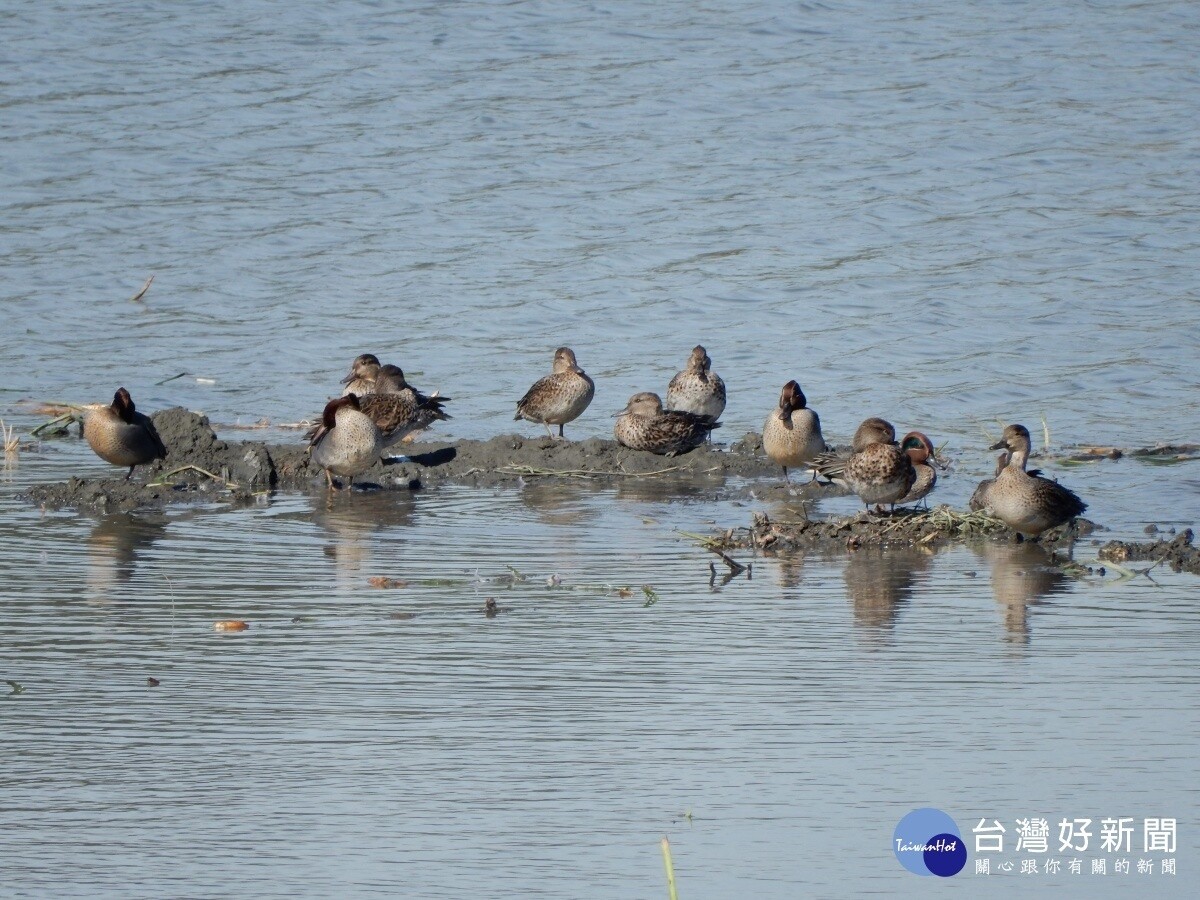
[308,395,383,489]
[979,424,1087,536]
[81,387,167,480]
[896,431,940,506]
[814,417,916,509]
[340,353,382,396]
[762,380,827,481]
[614,391,719,456]
[666,345,726,421]
[514,347,595,439]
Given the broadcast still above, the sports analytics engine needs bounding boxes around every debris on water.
[368,576,408,589]
[546,573,562,587]
[147,677,160,687]
[483,597,511,617]
[616,587,633,599]
[5,680,24,695]
[388,612,417,620]
[641,585,659,607]
[213,620,250,632]
[291,616,315,624]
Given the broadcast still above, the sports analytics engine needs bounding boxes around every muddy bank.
[1098,528,1200,576]
[26,409,790,510]
[714,508,1098,554]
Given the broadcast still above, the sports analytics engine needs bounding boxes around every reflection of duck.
[982,424,1087,536]
[81,388,167,479]
[314,491,418,584]
[614,392,719,456]
[514,347,595,439]
[842,547,933,630]
[308,396,383,489]
[666,345,726,421]
[814,417,916,510]
[86,512,169,603]
[762,380,827,482]
[518,479,600,527]
[975,542,1071,642]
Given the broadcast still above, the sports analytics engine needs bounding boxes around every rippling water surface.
[2,0,1199,896]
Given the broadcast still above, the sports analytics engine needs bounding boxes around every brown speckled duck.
[340,353,382,397]
[81,388,167,480]
[666,345,726,421]
[514,347,595,438]
[308,395,383,489]
[980,424,1087,536]
[762,380,827,481]
[614,391,719,456]
[895,431,940,506]
[372,364,451,440]
[814,417,916,510]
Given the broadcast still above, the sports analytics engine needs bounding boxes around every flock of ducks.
[76,345,1090,539]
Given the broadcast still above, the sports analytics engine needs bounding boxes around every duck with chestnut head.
[979,423,1087,537]
[614,391,719,456]
[762,380,827,481]
[308,395,382,489]
[514,347,595,439]
[81,387,167,480]
[895,431,941,506]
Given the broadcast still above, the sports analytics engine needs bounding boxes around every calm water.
[2,0,1199,896]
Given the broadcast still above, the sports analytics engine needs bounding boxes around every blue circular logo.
[893,808,966,877]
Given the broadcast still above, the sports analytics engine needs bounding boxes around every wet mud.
[25,410,784,511]
[1098,528,1200,576]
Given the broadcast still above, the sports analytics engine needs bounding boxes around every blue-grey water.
[2,0,1198,896]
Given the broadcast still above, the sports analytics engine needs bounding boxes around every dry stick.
[129,275,154,302]
[661,837,679,900]
[146,464,239,489]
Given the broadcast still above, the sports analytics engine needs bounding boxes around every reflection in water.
[843,548,934,634]
[975,542,1072,643]
[517,479,601,527]
[84,513,169,604]
[312,491,417,586]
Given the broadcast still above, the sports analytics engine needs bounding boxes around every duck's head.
[989,423,1032,454]
[778,380,807,418]
[340,353,381,385]
[900,431,940,467]
[686,345,710,373]
[617,391,664,418]
[375,364,408,392]
[112,387,137,424]
[852,417,897,451]
[552,347,581,374]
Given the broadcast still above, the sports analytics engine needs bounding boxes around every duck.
[895,431,940,506]
[969,451,1009,512]
[372,364,451,440]
[666,345,726,421]
[80,387,167,480]
[979,423,1087,536]
[308,395,383,489]
[514,347,595,439]
[762,380,827,481]
[614,391,719,456]
[814,417,916,510]
[340,353,382,397]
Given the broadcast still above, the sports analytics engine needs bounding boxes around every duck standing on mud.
[80,387,167,480]
[814,417,916,511]
[514,347,595,439]
[762,380,827,482]
[978,423,1087,537]
[666,345,726,422]
[895,431,940,506]
[308,395,383,489]
[614,391,720,456]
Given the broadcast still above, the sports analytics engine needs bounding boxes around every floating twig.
[129,275,154,302]
[155,371,188,386]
